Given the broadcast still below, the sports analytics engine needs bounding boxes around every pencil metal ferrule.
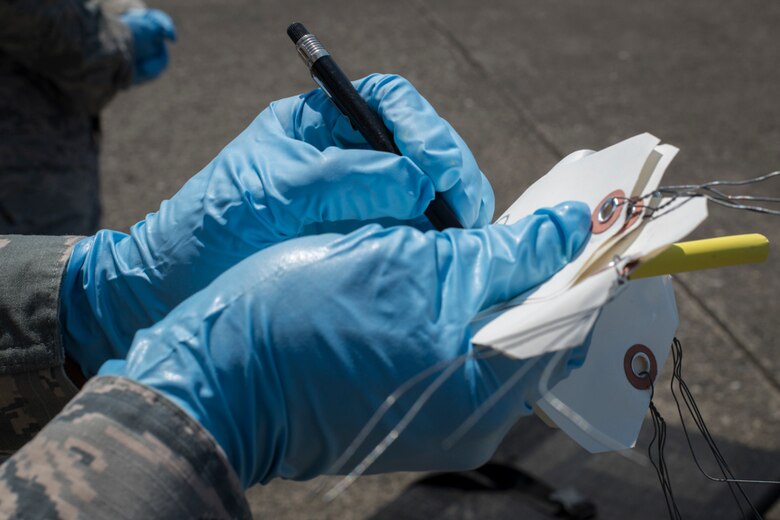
[295,34,329,69]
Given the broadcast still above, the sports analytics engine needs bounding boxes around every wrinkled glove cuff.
[58,235,106,377]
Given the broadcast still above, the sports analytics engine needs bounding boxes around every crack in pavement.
[407,0,565,161]
[675,278,780,392]
[410,0,780,394]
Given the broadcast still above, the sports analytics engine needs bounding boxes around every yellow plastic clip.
[629,234,770,280]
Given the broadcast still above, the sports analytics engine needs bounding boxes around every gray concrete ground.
[99,1,780,517]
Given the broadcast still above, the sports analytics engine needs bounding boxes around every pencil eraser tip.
[287,23,309,43]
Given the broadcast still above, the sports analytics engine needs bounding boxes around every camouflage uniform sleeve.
[96,0,147,17]
[0,235,83,461]
[0,0,135,114]
[0,376,252,519]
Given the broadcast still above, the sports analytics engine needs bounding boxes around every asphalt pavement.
[99,1,780,517]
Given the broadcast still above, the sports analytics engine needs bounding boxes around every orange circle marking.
[591,189,625,234]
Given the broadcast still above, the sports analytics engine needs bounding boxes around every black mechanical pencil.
[286,22,463,231]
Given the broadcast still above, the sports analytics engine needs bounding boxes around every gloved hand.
[100,202,591,488]
[119,9,176,84]
[60,74,495,377]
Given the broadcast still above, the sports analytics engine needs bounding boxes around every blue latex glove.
[60,74,495,377]
[100,202,591,488]
[119,9,176,84]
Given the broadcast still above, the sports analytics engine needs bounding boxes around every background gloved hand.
[100,202,591,488]
[60,74,495,377]
[119,8,176,84]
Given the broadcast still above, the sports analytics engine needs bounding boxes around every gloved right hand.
[60,74,495,377]
[119,9,177,84]
[100,202,592,488]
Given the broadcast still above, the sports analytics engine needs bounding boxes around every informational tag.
[471,134,706,362]
[535,276,678,453]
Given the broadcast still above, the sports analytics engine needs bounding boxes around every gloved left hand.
[60,74,495,377]
[119,9,176,84]
[100,202,591,488]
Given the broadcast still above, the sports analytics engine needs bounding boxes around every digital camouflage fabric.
[0,234,251,517]
[0,376,251,519]
[0,235,82,459]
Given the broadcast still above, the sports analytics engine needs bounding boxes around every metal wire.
[320,258,640,500]
[669,339,779,484]
[317,170,780,503]
[646,378,683,520]
[320,289,622,501]
[642,337,780,520]
[642,170,780,218]
[600,170,780,224]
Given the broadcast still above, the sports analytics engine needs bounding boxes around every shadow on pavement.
[370,416,780,519]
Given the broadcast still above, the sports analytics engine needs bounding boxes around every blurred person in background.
[0,0,176,235]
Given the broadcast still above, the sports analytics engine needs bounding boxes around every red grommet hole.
[623,344,658,390]
[591,189,626,234]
